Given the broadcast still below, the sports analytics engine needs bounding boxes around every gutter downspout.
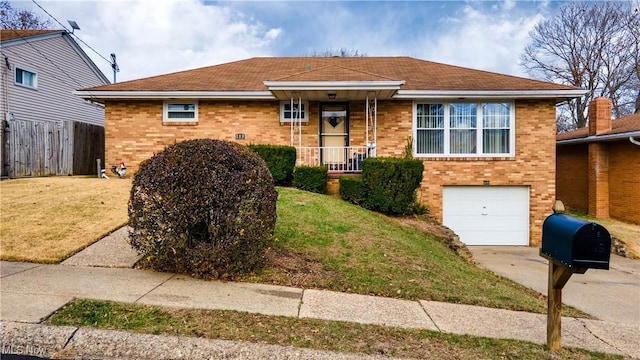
[630,137,640,146]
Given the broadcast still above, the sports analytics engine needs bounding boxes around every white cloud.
[40,0,281,82]
[415,2,546,77]
[24,0,558,82]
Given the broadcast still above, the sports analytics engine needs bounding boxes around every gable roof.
[273,64,398,82]
[76,56,585,101]
[557,112,640,143]
[0,29,62,42]
[1,29,110,84]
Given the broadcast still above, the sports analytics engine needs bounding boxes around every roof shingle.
[82,56,580,92]
[0,29,62,42]
[557,112,640,141]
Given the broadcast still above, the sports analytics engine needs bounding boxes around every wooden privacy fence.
[1,119,104,178]
[72,121,105,175]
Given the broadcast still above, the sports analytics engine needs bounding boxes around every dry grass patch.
[571,212,640,258]
[1,176,131,263]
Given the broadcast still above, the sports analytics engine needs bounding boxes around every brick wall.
[556,144,589,212]
[557,140,639,225]
[608,141,640,224]
[105,98,557,246]
[375,101,414,158]
[588,143,610,218]
[105,100,320,174]
[556,97,639,225]
[361,99,556,246]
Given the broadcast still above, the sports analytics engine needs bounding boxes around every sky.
[12,0,569,83]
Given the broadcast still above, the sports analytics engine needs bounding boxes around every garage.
[443,186,530,246]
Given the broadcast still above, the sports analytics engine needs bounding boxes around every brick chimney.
[588,97,612,136]
[586,97,611,219]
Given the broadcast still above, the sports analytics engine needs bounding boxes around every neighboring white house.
[0,29,110,177]
[0,29,109,126]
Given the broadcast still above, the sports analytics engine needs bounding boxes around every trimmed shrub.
[361,157,424,215]
[293,165,328,194]
[339,176,366,205]
[128,139,278,279]
[248,144,296,186]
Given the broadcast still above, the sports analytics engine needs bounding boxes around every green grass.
[47,299,619,360]
[243,187,583,316]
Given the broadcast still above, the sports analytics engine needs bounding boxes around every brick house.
[76,57,585,246]
[557,97,640,225]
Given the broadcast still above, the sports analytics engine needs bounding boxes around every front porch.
[282,94,384,174]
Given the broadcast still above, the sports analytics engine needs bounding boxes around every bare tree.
[0,1,52,30]
[305,48,366,57]
[628,7,640,114]
[521,1,639,129]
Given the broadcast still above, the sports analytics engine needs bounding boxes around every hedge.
[361,157,424,215]
[248,144,296,186]
[293,165,328,194]
[339,176,366,205]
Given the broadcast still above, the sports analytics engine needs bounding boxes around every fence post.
[96,159,101,178]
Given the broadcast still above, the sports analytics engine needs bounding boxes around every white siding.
[1,33,107,126]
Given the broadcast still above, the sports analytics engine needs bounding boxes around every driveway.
[468,246,640,326]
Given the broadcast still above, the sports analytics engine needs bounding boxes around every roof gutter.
[263,80,405,91]
[73,90,276,100]
[556,131,640,145]
[393,89,587,100]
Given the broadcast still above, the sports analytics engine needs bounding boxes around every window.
[416,104,444,154]
[449,103,477,154]
[482,103,511,154]
[280,101,308,122]
[414,102,514,157]
[15,67,37,88]
[163,101,198,122]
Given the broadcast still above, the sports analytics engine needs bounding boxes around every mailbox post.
[540,207,611,351]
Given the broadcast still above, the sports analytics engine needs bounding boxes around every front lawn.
[0,177,131,263]
[1,177,583,316]
[245,187,580,315]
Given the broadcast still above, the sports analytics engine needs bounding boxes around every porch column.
[366,94,377,157]
[290,93,302,149]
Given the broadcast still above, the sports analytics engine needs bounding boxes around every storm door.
[320,103,349,171]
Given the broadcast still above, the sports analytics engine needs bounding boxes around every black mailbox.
[541,213,611,270]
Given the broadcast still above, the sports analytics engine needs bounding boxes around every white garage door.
[443,186,529,246]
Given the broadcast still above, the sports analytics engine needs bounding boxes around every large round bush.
[129,139,278,279]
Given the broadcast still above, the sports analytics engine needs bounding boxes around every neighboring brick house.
[76,57,585,246]
[557,97,640,224]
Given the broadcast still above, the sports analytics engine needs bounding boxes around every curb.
[1,321,396,360]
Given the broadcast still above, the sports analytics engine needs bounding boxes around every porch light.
[327,93,336,99]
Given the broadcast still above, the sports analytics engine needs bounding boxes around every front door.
[320,103,349,171]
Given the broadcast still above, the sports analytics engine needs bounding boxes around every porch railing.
[297,146,373,173]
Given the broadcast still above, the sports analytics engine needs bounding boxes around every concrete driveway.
[468,246,640,326]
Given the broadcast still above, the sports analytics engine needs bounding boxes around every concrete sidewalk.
[1,260,639,359]
[1,229,639,359]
